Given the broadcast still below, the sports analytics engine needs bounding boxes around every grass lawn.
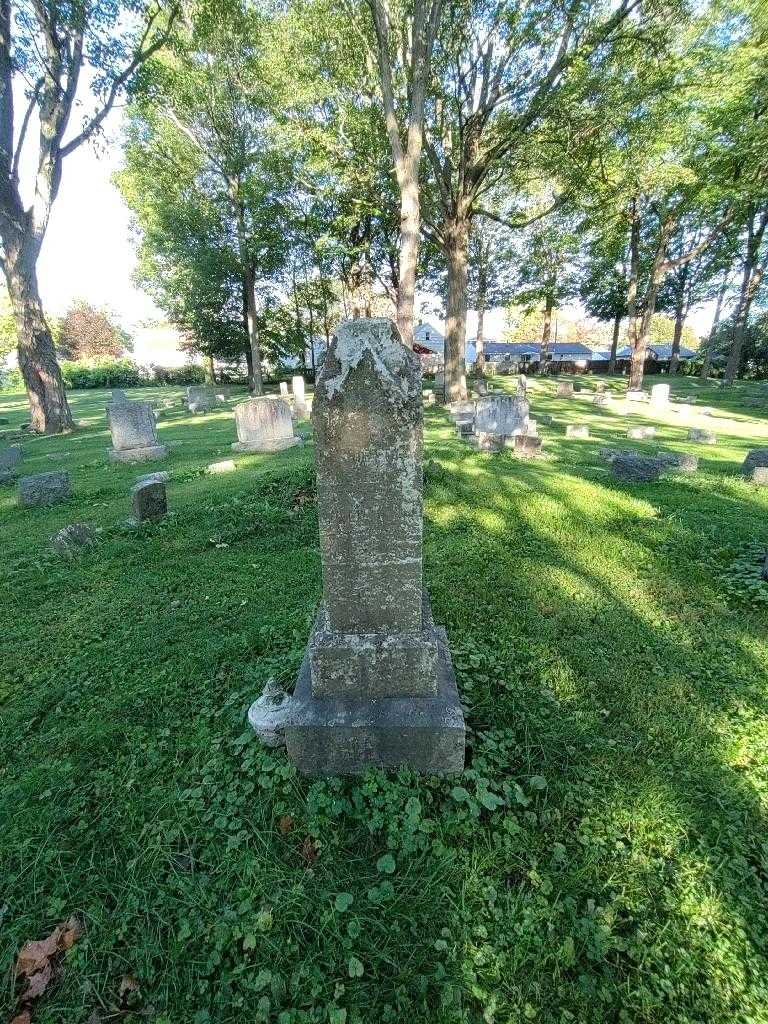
[1,375,768,1024]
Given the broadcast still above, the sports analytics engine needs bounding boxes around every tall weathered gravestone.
[186,386,218,414]
[232,397,301,452]
[281,318,465,774]
[107,400,168,463]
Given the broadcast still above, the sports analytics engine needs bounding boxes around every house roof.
[414,322,444,353]
[615,344,698,360]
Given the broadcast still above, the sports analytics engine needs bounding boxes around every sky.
[20,99,716,343]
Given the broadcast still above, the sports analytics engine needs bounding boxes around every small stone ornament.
[248,678,294,748]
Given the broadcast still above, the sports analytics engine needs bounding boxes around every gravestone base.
[286,620,465,776]
[309,600,440,698]
[108,443,169,463]
[232,436,302,453]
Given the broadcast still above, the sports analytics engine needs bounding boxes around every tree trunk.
[244,264,263,395]
[396,172,419,348]
[725,206,768,384]
[626,199,642,389]
[475,259,487,375]
[241,279,254,389]
[608,313,621,375]
[206,354,216,384]
[443,216,470,404]
[629,211,673,391]
[669,292,685,377]
[4,251,73,433]
[541,287,554,370]
[700,276,728,380]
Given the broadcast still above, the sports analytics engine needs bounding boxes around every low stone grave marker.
[627,425,656,440]
[18,471,71,507]
[688,428,717,444]
[556,381,574,398]
[753,467,768,486]
[131,478,167,522]
[51,523,97,557]
[0,445,22,479]
[232,397,301,452]
[611,453,663,482]
[566,424,590,439]
[208,459,236,474]
[107,400,168,463]
[742,449,768,477]
[186,386,218,414]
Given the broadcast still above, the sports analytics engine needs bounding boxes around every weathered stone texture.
[0,446,22,472]
[743,449,768,476]
[627,426,656,440]
[232,397,300,453]
[187,386,218,413]
[688,428,717,444]
[610,453,663,482]
[18,471,71,507]
[51,523,97,557]
[312,319,423,635]
[650,383,670,405]
[556,381,574,398]
[107,400,168,462]
[566,424,590,439]
[281,317,465,774]
[131,479,167,522]
[474,395,529,436]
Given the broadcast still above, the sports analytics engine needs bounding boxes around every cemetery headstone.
[556,381,574,398]
[753,467,768,487]
[650,383,670,406]
[208,459,236,474]
[51,523,97,557]
[232,396,301,452]
[186,386,218,414]
[688,428,717,444]
[509,434,543,458]
[111,389,129,403]
[627,425,656,440]
[279,381,290,399]
[593,392,610,407]
[610,453,663,483]
[107,400,168,463]
[742,449,768,476]
[566,424,590,439]
[131,478,167,522]
[0,445,22,474]
[278,317,465,774]
[18,471,71,507]
[626,389,647,402]
[292,375,308,418]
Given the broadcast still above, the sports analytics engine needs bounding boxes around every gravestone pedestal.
[280,318,465,775]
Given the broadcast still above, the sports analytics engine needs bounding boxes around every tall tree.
[58,301,130,360]
[0,0,175,431]
[365,0,443,347]
[420,0,665,401]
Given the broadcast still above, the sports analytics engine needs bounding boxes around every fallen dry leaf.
[278,815,294,835]
[300,836,318,864]
[119,974,140,999]
[11,916,83,1021]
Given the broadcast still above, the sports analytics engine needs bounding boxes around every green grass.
[1,375,768,1024]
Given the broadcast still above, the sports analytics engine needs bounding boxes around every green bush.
[149,363,207,386]
[60,358,147,389]
[0,366,23,391]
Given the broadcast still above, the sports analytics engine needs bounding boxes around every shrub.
[60,358,147,389]
[0,366,23,392]
[149,363,207,386]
